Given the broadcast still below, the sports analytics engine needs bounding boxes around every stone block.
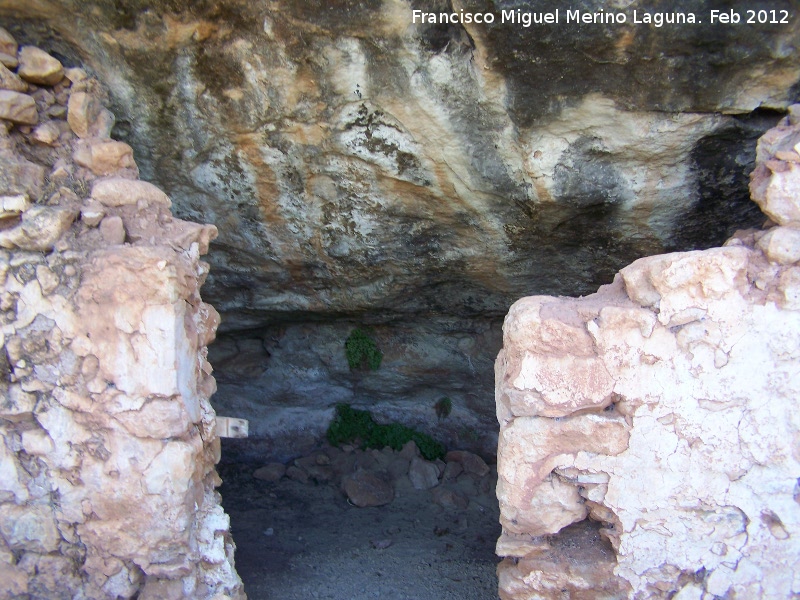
[17,46,63,86]
[0,90,37,125]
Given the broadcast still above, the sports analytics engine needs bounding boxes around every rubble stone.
[0,43,244,600]
[0,62,27,92]
[0,27,17,57]
[17,46,64,86]
[0,90,37,125]
[74,139,137,176]
[342,470,394,507]
[408,457,440,491]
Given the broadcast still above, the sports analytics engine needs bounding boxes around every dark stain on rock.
[669,107,784,251]
[194,44,245,97]
[409,0,475,55]
[553,137,632,208]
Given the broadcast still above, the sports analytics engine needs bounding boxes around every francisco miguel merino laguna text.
[412,9,704,27]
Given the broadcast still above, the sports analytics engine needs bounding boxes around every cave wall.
[0,36,243,600]
[494,114,800,598]
[0,1,796,452]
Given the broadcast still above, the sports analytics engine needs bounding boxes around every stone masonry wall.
[495,110,800,599]
[0,31,244,599]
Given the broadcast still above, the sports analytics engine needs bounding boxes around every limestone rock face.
[0,1,794,325]
[0,39,243,600]
[495,114,800,599]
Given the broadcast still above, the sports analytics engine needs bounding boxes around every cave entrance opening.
[209,321,505,599]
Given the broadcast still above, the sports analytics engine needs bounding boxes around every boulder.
[342,470,393,507]
[408,458,440,491]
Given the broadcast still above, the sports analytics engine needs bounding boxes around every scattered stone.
[253,463,286,482]
[286,465,309,484]
[370,538,393,550]
[442,461,463,481]
[342,470,394,507]
[47,104,66,119]
[431,486,469,511]
[0,90,37,125]
[446,450,490,477]
[31,121,60,145]
[399,440,420,460]
[17,46,64,86]
[304,464,334,483]
[64,67,87,85]
[408,457,440,490]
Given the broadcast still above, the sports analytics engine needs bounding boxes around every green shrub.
[345,328,382,371]
[434,397,452,419]
[326,403,445,461]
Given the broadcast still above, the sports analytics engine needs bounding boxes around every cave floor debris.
[218,457,501,600]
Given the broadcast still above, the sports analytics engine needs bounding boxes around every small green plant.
[345,328,382,371]
[326,404,445,461]
[434,397,452,420]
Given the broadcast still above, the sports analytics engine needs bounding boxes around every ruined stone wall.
[0,32,244,599]
[495,112,800,598]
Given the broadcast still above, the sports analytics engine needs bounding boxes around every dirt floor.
[218,458,502,600]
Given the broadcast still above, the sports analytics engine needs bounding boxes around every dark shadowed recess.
[670,108,786,251]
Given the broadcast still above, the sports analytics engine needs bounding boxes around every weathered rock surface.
[0,40,243,600]
[495,114,800,598]
[0,2,796,453]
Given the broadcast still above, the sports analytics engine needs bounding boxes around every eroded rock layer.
[0,34,243,600]
[495,113,800,598]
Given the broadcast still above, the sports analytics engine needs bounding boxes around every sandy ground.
[218,460,502,600]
